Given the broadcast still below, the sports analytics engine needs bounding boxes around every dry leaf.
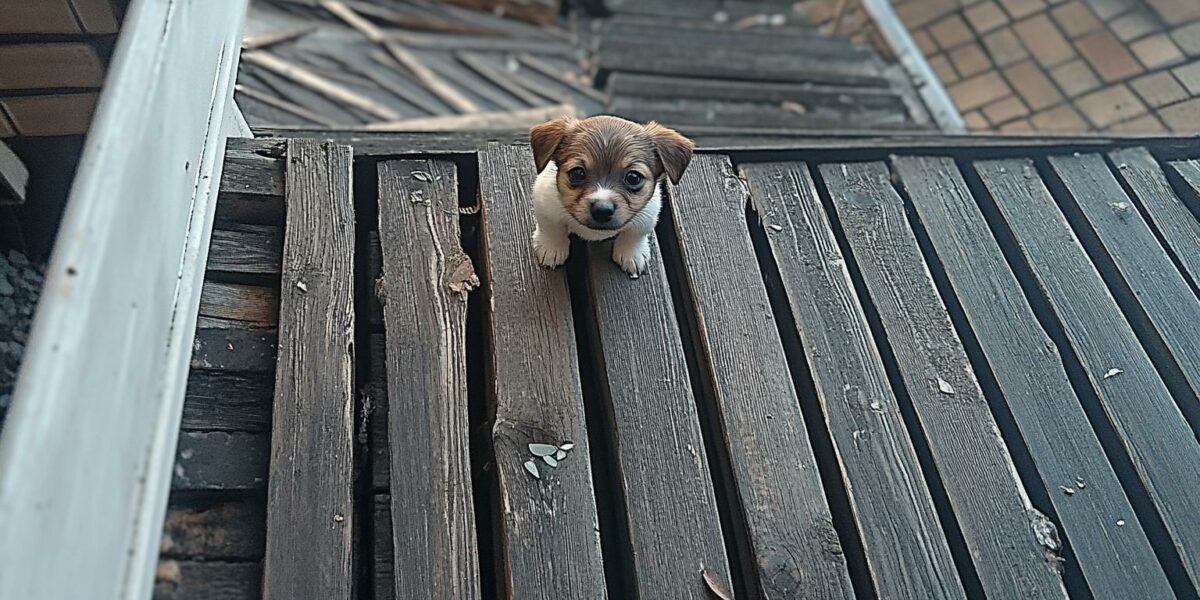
[702,568,733,600]
[411,170,433,182]
[555,450,567,460]
[559,442,575,451]
[523,459,540,479]
[1103,368,1123,379]
[529,443,558,456]
[937,377,955,395]
[543,455,558,467]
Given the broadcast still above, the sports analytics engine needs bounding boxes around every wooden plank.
[0,93,99,137]
[740,161,963,598]
[1169,159,1200,208]
[69,0,119,33]
[595,20,856,54]
[1111,148,1200,289]
[0,0,246,596]
[609,97,910,130]
[207,224,283,274]
[261,140,356,600]
[595,45,888,87]
[0,0,81,34]
[456,52,546,107]
[364,104,575,132]
[0,141,28,205]
[817,161,1067,597]
[667,154,854,598]
[476,142,607,598]
[978,158,1200,589]
[377,159,481,599]
[235,84,339,127]
[241,50,402,121]
[383,31,575,56]
[161,497,265,560]
[172,431,269,491]
[1050,153,1200,401]
[605,72,907,112]
[515,54,606,104]
[154,561,261,600]
[243,26,318,51]
[221,138,286,197]
[583,237,731,596]
[191,327,277,372]
[0,44,105,90]
[0,112,14,138]
[199,281,279,328]
[893,155,1172,597]
[183,371,273,432]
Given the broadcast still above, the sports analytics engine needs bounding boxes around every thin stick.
[320,0,481,114]
[242,26,317,51]
[241,51,402,120]
[363,103,575,132]
[235,84,340,127]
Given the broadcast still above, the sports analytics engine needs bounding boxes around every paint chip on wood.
[937,377,955,395]
[1103,368,1123,379]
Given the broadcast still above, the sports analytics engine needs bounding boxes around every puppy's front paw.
[612,236,651,276]
[532,229,570,269]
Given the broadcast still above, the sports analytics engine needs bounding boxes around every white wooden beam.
[0,0,248,597]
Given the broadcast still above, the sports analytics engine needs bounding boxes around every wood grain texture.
[741,161,962,599]
[154,560,260,600]
[0,0,80,34]
[584,236,731,598]
[191,328,278,373]
[221,138,286,197]
[199,281,279,328]
[69,0,120,33]
[374,495,396,600]
[595,45,887,87]
[207,224,284,274]
[0,93,98,136]
[978,158,1200,590]
[894,155,1171,597]
[183,371,273,432]
[262,140,356,600]
[377,159,481,600]
[0,44,105,90]
[605,72,906,111]
[668,154,854,599]
[819,161,1066,598]
[1111,148,1200,290]
[172,431,269,491]
[477,142,607,599]
[161,497,265,560]
[1050,153,1200,402]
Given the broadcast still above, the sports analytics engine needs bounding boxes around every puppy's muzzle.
[586,188,620,229]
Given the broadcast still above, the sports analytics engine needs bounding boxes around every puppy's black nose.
[590,204,615,223]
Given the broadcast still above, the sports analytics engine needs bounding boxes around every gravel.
[0,250,44,422]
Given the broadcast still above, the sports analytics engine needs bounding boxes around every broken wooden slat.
[377,159,481,599]
[207,223,283,275]
[191,327,277,373]
[456,52,545,107]
[1110,148,1200,290]
[262,140,356,600]
[819,161,1066,597]
[363,104,575,131]
[243,26,318,51]
[0,44,105,90]
[668,154,854,598]
[1050,153,1200,401]
[319,0,481,114]
[199,281,279,329]
[584,236,731,597]
[173,431,269,491]
[154,561,260,600]
[221,138,287,197]
[978,158,1200,589]
[894,155,1171,596]
[242,51,402,121]
[0,93,98,136]
[0,141,27,205]
[741,161,963,598]
[235,84,339,127]
[477,142,607,597]
[161,497,265,560]
[183,371,273,432]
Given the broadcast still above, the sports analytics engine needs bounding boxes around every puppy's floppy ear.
[644,122,694,185]
[529,117,575,173]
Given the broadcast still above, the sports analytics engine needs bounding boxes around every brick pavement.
[795,0,1200,132]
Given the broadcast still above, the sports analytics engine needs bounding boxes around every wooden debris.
[235,84,339,127]
[242,50,401,120]
[362,103,575,131]
[516,53,606,103]
[242,26,317,51]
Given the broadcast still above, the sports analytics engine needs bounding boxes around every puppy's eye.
[623,171,645,189]
[567,167,586,185]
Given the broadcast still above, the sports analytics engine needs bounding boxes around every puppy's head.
[530,115,693,230]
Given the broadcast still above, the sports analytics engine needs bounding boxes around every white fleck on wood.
[0,0,248,598]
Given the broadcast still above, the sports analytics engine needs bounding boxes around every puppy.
[529,115,694,276]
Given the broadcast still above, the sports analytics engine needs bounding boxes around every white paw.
[532,229,570,269]
[612,237,651,276]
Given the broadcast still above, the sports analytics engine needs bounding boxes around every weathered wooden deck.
[157,134,1200,600]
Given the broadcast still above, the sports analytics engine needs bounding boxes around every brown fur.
[529,116,694,229]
